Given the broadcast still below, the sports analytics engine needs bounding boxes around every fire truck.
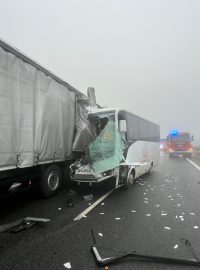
[166,131,193,157]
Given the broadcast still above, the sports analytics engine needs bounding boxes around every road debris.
[146,214,151,217]
[190,213,195,215]
[174,244,179,249]
[164,227,171,230]
[193,226,199,229]
[66,198,74,207]
[91,244,200,267]
[101,203,105,206]
[64,262,72,269]
[131,210,136,213]
[83,194,93,201]
[115,218,121,220]
[0,217,50,233]
[98,233,103,237]
[58,208,62,211]
[100,213,104,215]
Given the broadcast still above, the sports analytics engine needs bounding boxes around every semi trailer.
[0,39,95,197]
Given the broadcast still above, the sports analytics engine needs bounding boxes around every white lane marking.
[186,158,200,171]
[74,188,115,221]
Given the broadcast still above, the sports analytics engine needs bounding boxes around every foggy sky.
[0,0,200,142]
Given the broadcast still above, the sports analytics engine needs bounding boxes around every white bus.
[70,108,160,189]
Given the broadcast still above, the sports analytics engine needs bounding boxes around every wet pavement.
[1,153,200,269]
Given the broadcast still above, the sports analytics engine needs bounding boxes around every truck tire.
[41,164,63,197]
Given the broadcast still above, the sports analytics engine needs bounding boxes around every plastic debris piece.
[0,217,51,233]
[177,204,181,207]
[190,213,195,215]
[101,203,105,206]
[115,218,121,220]
[156,205,160,207]
[175,215,178,218]
[194,226,199,229]
[171,199,174,201]
[161,213,167,216]
[58,208,62,211]
[144,198,149,200]
[146,214,151,217]
[164,227,171,230]
[174,244,179,249]
[131,210,136,213]
[144,193,146,195]
[64,262,72,269]
[168,196,172,198]
[88,203,92,206]
[144,201,148,204]
[98,233,103,237]
[100,213,104,215]
[83,194,93,201]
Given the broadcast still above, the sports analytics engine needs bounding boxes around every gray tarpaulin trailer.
[0,39,95,197]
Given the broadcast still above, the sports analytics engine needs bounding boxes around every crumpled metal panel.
[72,97,96,152]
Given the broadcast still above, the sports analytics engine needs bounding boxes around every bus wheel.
[123,169,135,190]
[41,165,63,197]
[148,162,153,174]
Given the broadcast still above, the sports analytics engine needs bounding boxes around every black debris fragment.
[0,217,50,233]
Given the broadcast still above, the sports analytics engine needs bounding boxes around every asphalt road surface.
[1,153,200,270]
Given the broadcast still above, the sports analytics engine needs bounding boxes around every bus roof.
[90,107,159,127]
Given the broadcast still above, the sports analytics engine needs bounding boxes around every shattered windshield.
[88,120,124,174]
[88,111,115,136]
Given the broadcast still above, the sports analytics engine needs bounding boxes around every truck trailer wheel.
[41,165,63,197]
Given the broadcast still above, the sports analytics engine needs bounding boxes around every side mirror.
[119,120,127,133]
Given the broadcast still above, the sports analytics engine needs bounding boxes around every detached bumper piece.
[91,246,200,267]
[0,217,50,233]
